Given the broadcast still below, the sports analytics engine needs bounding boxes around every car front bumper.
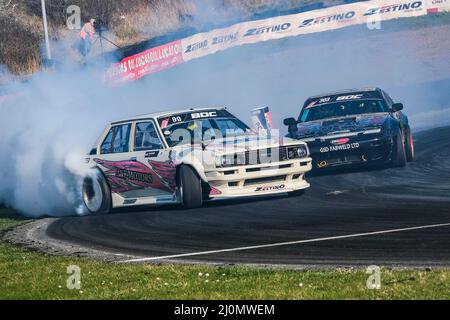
[306,134,393,170]
[204,158,312,198]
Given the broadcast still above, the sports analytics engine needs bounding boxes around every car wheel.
[392,130,407,167]
[82,170,112,215]
[405,127,415,162]
[178,165,203,209]
[288,189,306,197]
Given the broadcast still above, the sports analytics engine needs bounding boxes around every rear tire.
[288,189,306,197]
[178,165,203,209]
[405,127,415,162]
[82,170,112,215]
[392,130,407,167]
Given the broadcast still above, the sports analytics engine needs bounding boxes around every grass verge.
[0,208,448,299]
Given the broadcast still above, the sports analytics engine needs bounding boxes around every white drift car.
[82,107,312,214]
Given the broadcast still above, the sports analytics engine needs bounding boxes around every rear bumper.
[308,135,393,170]
[204,158,312,197]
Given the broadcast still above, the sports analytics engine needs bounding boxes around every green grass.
[0,207,29,231]
[0,208,449,299]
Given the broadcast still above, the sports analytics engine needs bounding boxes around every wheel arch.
[90,165,112,190]
[175,163,211,198]
[82,165,113,214]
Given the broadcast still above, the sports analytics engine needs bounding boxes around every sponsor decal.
[159,109,233,127]
[363,1,423,16]
[336,94,363,101]
[320,142,360,153]
[244,23,291,36]
[331,138,350,145]
[185,40,208,53]
[255,184,286,192]
[145,151,160,158]
[94,158,175,194]
[299,11,356,27]
[116,168,153,183]
[305,100,318,109]
[160,118,169,129]
[212,32,238,45]
[105,40,183,84]
[318,97,331,104]
[191,111,217,119]
[94,159,155,193]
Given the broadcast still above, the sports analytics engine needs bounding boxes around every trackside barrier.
[104,0,450,84]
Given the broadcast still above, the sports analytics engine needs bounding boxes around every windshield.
[299,99,388,122]
[160,116,251,148]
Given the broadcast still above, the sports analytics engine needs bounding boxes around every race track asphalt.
[45,126,450,267]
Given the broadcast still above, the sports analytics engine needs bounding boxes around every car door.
[94,122,143,198]
[132,120,177,200]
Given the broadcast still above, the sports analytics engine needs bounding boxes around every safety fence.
[104,0,450,84]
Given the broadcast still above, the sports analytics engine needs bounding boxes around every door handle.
[129,157,137,161]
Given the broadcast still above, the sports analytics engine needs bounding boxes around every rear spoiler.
[251,107,273,135]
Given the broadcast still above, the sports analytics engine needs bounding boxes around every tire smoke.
[0,14,448,217]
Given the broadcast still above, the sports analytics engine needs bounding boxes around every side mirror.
[283,117,298,126]
[391,103,404,112]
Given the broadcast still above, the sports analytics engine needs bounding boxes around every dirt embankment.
[0,0,337,79]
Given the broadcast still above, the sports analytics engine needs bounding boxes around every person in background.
[79,18,96,57]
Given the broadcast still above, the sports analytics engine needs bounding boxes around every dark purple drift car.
[284,88,414,171]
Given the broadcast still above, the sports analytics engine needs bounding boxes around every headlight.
[288,145,308,159]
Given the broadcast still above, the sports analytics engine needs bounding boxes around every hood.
[203,134,282,155]
[295,113,388,139]
[175,134,300,155]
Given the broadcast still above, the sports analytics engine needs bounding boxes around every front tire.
[82,170,112,215]
[178,165,203,209]
[405,127,415,162]
[392,130,407,167]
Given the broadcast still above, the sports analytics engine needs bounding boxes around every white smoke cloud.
[0,9,448,217]
[410,107,450,131]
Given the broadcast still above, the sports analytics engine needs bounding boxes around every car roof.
[302,87,387,109]
[111,107,227,125]
[307,87,383,99]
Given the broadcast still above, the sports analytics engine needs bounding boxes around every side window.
[100,123,131,154]
[383,92,394,107]
[135,121,163,151]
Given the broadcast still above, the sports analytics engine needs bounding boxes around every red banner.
[105,40,183,84]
